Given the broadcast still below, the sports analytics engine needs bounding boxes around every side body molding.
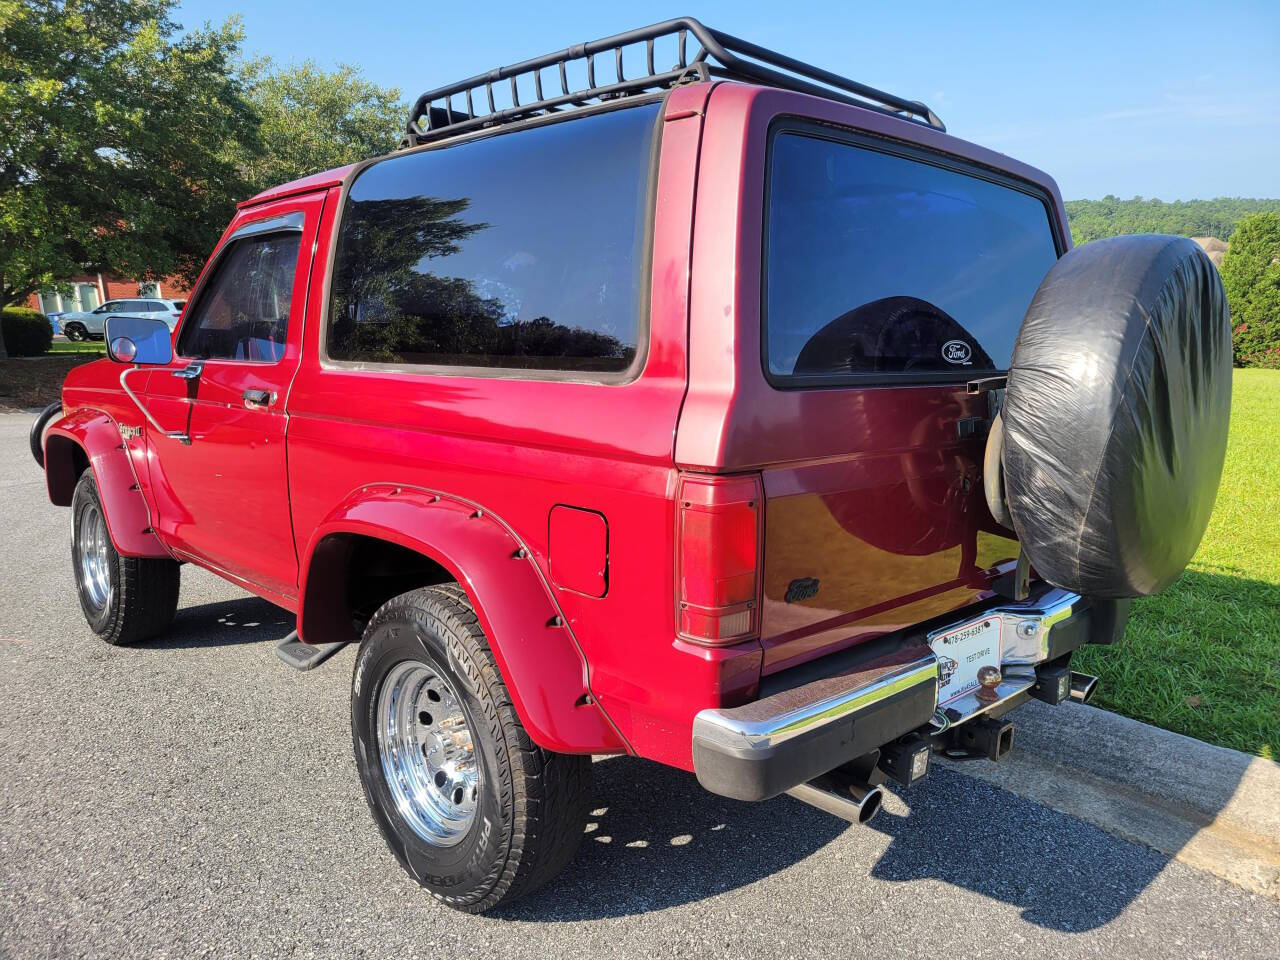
[298,484,629,756]
[44,409,170,558]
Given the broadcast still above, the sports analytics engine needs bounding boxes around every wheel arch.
[45,409,169,558]
[298,483,628,756]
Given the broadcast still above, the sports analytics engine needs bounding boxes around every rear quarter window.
[325,102,660,377]
[764,127,1060,386]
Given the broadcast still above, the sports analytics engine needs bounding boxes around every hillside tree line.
[1066,197,1280,244]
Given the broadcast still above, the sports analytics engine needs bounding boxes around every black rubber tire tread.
[71,470,180,645]
[30,401,62,468]
[355,583,591,912]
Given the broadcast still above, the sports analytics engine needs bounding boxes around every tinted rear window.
[765,131,1059,384]
[326,103,659,375]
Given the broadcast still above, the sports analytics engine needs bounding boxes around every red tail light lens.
[677,473,763,645]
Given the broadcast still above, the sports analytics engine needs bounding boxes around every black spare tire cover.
[1002,234,1231,597]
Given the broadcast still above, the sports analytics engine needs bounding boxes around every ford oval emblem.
[941,339,973,365]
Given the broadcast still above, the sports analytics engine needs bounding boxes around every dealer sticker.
[929,615,1002,706]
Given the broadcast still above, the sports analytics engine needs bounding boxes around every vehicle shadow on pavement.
[499,759,1169,931]
[496,755,845,921]
[149,596,295,649]
[865,767,1169,932]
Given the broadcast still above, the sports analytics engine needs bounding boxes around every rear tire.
[71,470,180,645]
[63,323,86,342]
[351,584,591,913]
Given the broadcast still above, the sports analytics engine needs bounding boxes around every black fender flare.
[29,401,63,468]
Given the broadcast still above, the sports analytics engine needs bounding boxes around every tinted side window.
[765,131,1059,383]
[178,232,300,362]
[326,103,659,374]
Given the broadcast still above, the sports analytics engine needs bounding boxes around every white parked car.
[58,298,185,341]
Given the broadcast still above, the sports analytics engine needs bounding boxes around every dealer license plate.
[929,615,1003,706]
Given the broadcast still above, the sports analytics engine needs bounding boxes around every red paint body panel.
[276,84,760,771]
[43,79,1070,772]
[548,506,609,598]
[44,406,169,558]
[238,165,353,209]
[143,192,327,600]
[297,485,624,754]
[676,83,1068,674]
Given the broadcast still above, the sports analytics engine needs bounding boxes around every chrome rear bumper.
[692,645,938,801]
[692,587,1127,802]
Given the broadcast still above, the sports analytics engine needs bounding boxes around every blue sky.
[176,0,1279,200]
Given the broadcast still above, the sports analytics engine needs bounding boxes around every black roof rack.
[402,16,944,148]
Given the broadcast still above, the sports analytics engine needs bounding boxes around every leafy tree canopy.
[0,0,259,319]
[1219,212,1280,367]
[239,59,404,196]
[1066,196,1280,244]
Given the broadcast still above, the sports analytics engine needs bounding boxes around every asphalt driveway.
[2,411,1277,959]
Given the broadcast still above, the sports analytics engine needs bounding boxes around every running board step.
[275,631,348,671]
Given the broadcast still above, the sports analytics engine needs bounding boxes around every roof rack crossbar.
[402,16,944,148]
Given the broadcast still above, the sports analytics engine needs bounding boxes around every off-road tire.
[71,470,180,645]
[29,401,62,468]
[351,584,592,913]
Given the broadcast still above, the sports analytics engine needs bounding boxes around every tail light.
[676,472,763,645]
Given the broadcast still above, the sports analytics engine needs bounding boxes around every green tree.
[1219,212,1280,367]
[240,60,404,196]
[0,0,259,357]
[1066,196,1280,244]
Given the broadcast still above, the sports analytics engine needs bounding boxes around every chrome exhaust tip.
[1070,671,1099,704]
[787,774,884,825]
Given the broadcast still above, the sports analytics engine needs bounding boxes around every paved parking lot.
[2,411,1278,959]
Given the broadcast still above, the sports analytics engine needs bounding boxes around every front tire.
[71,470,180,645]
[29,401,62,468]
[351,584,591,913]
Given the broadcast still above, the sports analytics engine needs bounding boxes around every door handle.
[242,388,276,409]
[171,361,203,381]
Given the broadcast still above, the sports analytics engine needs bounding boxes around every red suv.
[33,19,1232,913]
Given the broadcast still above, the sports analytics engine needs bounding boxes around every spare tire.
[1001,234,1231,598]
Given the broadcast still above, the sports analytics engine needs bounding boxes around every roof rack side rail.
[402,16,944,148]
[697,26,946,131]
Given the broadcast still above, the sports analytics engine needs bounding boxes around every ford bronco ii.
[32,18,1232,913]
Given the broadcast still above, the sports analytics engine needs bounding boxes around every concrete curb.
[941,699,1280,900]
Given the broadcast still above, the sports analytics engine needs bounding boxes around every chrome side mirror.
[107,315,192,444]
[109,336,137,362]
[105,315,172,365]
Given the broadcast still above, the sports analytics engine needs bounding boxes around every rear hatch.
[756,125,1063,674]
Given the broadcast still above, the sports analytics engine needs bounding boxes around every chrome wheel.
[376,659,480,847]
[77,502,112,612]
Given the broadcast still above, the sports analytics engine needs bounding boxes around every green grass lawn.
[47,339,106,355]
[1074,369,1280,758]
